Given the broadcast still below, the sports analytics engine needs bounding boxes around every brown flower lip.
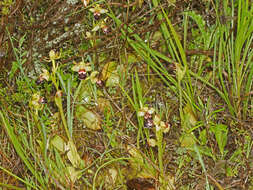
[144,119,153,128]
[102,26,110,34]
[96,79,104,87]
[94,12,101,20]
[55,90,63,98]
[78,69,87,80]
[39,97,47,104]
[144,112,152,120]
[36,77,45,85]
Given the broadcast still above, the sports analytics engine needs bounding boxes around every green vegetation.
[0,0,252,189]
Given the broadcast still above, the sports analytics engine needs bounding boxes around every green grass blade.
[0,166,38,189]
[0,111,45,189]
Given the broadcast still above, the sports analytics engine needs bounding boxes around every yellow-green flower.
[89,5,108,19]
[81,0,89,7]
[138,106,155,128]
[89,71,99,84]
[36,68,50,85]
[147,138,157,147]
[92,18,109,34]
[163,122,170,133]
[154,115,161,131]
[72,61,92,80]
[87,71,104,86]
[138,106,155,119]
[154,115,170,133]
[29,93,47,112]
[86,31,92,38]
[49,50,61,61]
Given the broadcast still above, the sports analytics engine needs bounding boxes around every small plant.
[0,0,13,15]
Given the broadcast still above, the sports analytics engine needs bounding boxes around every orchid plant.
[137,104,170,177]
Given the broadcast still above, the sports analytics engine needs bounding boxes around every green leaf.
[76,106,101,130]
[67,140,82,168]
[183,103,197,130]
[210,124,228,155]
[51,135,66,152]
[0,111,46,188]
[106,71,119,87]
[9,61,19,79]
[180,133,195,148]
[199,129,207,145]
[101,61,117,81]
[176,63,186,81]
[196,145,216,160]
[120,53,141,64]
[67,166,81,183]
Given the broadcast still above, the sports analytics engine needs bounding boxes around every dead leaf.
[126,178,155,190]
